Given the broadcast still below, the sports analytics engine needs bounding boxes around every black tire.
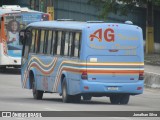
[32,77,43,100]
[62,78,72,103]
[83,95,92,101]
[0,66,6,72]
[110,95,120,104]
[71,95,81,103]
[119,95,130,104]
[110,94,130,104]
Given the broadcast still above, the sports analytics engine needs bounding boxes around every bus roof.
[27,21,139,30]
[0,6,43,16]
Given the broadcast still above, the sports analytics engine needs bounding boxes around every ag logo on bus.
[89,28,115,42]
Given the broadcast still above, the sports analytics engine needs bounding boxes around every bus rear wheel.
[32,77,43,100]
[110,94,130,104]
[62,78,72,103]
[62,78,81,103]
[83,95,92,101]
[110,95,120,104]
[119,95,130,104]
[71,95,81,103]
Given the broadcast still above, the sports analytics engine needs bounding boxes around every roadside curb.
[145,72,160,89]
[144,61,160,66]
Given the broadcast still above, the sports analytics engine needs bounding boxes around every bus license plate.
[107,87,118,90]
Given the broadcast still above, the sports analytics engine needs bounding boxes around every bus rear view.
[81,22,144,104]
[20,20,144,104]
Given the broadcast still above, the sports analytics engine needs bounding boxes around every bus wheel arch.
[29,70,43,100]
[61,74,66,88]
[110,94,130,104]
[61,77,72,103]
[61,74,81,103]
[119,94,130,104]
[29,70,34,89]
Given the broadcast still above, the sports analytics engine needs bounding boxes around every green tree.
[89,0,160,54]
[89,0,160,19]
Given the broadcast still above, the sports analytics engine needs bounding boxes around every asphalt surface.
[0,68,160,119]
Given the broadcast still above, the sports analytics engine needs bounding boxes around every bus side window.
[43,30,48,54]
[60,31,65,55]
[53,31,58,54]
[68,32,73,56]
[35,29,39,53]
[51,31,56,55]
[69,32,81,57]
[30,29,35,53]
[47,30,53,55]
[39,30,45,54]
[74,33,81,57]
[64,32,69,56]
[57,31,62,55]
[71,32,76,57]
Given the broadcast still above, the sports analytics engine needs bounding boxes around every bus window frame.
[26,27,82,58]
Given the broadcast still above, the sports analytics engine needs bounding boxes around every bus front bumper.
[0,56,21,66]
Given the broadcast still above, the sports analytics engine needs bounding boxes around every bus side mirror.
[25,31,32,46]
[19,30,25,45]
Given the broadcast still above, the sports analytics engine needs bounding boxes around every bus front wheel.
[32,77,43,100]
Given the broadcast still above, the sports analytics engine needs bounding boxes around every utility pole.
[146,0,154,54]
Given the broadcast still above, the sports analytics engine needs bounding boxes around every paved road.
[0,69,160,119]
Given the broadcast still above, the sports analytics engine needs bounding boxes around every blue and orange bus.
[20,20,144,104]
[0,5,51,70]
